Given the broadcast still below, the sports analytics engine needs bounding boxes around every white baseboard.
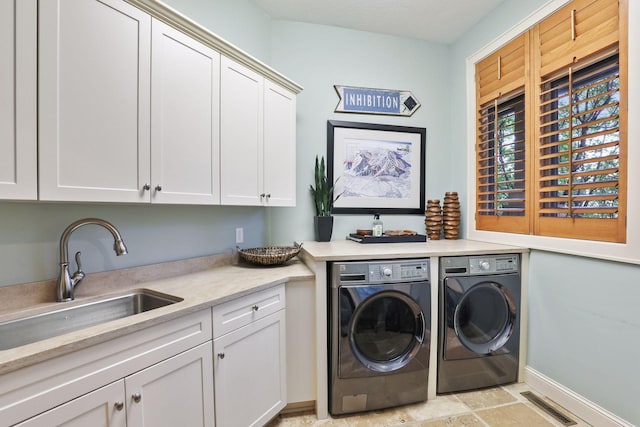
[524,366,634,427]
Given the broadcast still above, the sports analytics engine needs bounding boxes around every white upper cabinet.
[11,0,301,205]
[220,57,298,207]
[220,56,264,206]
[38,0,151,203]
[264,81,297,207]
[0,0,37,200]
[150,19,220,204]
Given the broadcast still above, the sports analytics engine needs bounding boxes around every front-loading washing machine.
[329,259,430,415]
[437,254,521,394]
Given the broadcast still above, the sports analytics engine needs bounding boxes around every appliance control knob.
[382,267,392,277]
[480,260,491,271]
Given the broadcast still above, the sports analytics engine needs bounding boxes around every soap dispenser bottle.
[372,213,383,237]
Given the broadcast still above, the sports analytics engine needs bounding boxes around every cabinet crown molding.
[126,0,303,94]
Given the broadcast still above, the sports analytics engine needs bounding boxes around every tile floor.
[268,383,591,427]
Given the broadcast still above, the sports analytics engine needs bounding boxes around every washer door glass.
[453,282,515,355]
[350,290,424,372]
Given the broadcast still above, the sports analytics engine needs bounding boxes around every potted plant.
[309,155,340,241]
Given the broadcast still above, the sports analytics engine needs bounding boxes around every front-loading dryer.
[329,259,430,415]
[437,254,521,394]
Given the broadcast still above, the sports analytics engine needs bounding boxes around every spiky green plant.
[309,155,340,216]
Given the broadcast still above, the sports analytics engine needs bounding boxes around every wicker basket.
[237,242,302,266]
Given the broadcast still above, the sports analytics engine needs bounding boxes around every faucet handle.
[71,251,86,285]
[74,251,84,274]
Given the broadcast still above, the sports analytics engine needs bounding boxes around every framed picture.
[327,120,426,215]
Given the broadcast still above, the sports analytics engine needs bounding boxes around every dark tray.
[347,233,427,244]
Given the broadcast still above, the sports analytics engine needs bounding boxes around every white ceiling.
[250,0,505,44]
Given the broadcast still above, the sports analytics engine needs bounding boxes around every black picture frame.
[327,120,426,215]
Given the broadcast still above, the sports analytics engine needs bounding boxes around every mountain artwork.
[342,138,412,199]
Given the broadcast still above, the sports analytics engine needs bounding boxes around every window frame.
[465,0,640,264]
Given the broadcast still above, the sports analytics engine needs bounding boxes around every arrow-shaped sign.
[334,85,420,117]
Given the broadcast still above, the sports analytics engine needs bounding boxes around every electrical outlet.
[235,227,244,244]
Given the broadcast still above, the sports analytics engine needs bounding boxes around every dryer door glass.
[452,282,516,355]
[349,290,424,372]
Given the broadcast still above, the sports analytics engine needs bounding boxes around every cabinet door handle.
[132,392,142,403]
[155,185,162,192]
[259,193,266,199]
[114,401,124,411]
[266,193,271,199]
[252,305,259,311]
[142,183,151,191]
[218,352,225,359]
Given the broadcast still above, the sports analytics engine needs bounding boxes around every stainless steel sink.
[0,289,182,351]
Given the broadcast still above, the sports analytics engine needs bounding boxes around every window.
[474,0,626,243]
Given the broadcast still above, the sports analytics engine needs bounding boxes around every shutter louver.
[538,0,619,76]
[477,34,526,105]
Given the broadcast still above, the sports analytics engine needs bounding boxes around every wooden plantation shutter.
[474,0,627,243]
[533,0,626,242]
[476,34,530,233]
[535,52,625,242]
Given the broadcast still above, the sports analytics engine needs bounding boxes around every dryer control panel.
[440,254,519,277]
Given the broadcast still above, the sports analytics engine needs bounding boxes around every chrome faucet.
[56,218,128,302]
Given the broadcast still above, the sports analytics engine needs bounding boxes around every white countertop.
[0,259,313,375]
[300,238,528,261]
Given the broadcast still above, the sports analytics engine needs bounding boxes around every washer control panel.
[333,258,430,285]
[469,254,519,275]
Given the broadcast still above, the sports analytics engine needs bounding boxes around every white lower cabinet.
[1,310,212,427]
[17,342,213,427]
[212,284,287,426]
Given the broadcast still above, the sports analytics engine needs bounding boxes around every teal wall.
[528,251,640,424]
[267,21,452,243]
[0,202,265,286]
[161,0,272,62]
[450,1,640,424]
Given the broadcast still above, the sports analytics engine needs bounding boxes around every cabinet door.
[15,381,126,427]
[220,56,264,205]
[214,310,286,427]
[38,0,151,202]
[151,19,220,204]
[125,342,214,427]
[0,0,36,199]
[263,81,297,207]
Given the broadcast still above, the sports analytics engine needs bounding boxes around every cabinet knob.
[218,352,225,359]
[252,305,259,311]
[114,401,124,411]
[266,193,271,199]
[132,392,142,403]
[155,185,162,192]
[142,183,151,191]
[259,193,266,199]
